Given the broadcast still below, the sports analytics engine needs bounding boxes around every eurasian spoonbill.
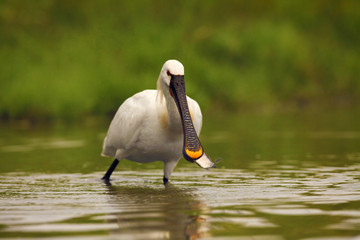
[101,60,217,184]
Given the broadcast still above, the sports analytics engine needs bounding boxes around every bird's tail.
[101,137,116,158]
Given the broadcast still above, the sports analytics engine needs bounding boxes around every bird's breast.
[158,109,183,135]
[159,111,169,130]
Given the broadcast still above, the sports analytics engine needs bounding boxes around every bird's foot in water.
[101,159,120,183]
[101,178,112,186]
[163,176,169,185]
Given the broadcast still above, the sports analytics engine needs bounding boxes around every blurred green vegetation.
[1,0,360,122]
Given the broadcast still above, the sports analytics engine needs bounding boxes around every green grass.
[1,0,359,122]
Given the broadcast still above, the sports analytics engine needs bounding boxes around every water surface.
[1,109,360,239]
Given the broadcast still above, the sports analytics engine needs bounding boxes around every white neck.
[157,80,183,132]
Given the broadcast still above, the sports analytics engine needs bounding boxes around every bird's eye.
[166,70,170,76]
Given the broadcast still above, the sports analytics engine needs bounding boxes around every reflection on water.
[0,164,360,239]
[0,171,210,240]
[1,138,85,152]
[1,109,360,239]
[104,183,208,240]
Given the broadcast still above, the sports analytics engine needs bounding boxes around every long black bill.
[169,74,216,169]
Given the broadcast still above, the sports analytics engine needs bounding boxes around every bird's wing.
[103,90,155,156]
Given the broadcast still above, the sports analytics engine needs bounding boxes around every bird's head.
[157,60,217,169]
[158,60,184,92]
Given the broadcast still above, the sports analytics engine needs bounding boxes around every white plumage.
[101,60,215,183]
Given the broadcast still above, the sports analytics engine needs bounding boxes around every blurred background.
[1,0,360,123]
[1,3,360,239]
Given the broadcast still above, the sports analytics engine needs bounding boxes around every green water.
[1,109,360,239]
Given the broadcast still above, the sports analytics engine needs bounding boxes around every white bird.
[101,60,216,184]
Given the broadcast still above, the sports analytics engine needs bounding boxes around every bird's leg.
[102,159,120,181]
[163,176,169,185]
[163,160,178,185]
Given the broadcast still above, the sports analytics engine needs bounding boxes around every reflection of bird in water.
[185,212,208,240]
[104,183,209,240]
[101,60,217,184]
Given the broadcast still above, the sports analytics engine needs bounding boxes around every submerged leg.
[163,176,169,185]
[163,160,178,185]
[102,159,120,181]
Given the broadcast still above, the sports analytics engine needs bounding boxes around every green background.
[1,0,359,122]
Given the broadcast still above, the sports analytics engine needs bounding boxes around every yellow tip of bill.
[185,147,203,159]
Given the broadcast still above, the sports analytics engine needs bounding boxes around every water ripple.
[0,165,360,239]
